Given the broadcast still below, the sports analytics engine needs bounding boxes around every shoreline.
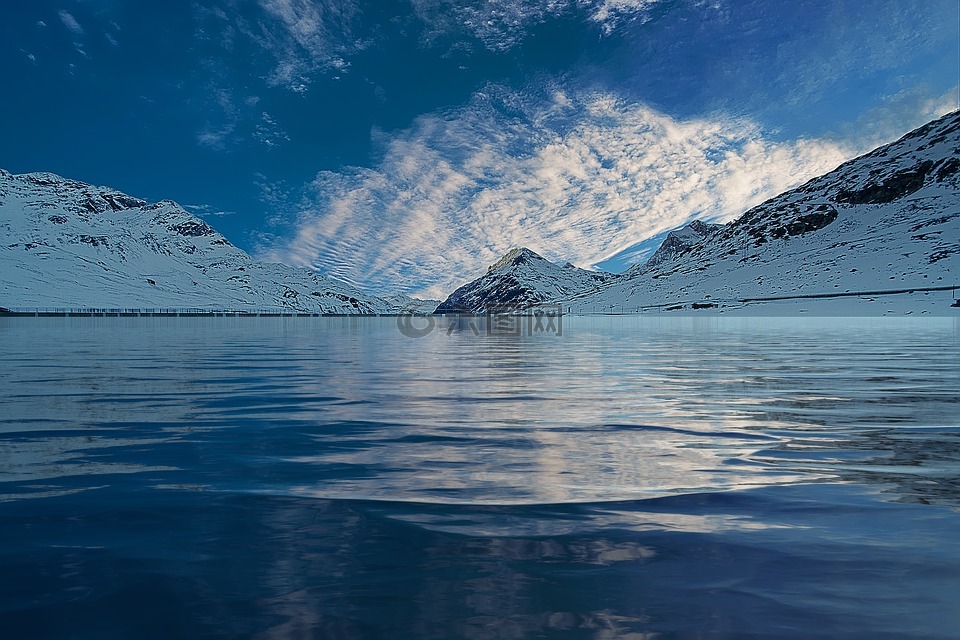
[2,285,958,318]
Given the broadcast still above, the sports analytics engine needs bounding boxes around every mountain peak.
[2,169,147,215]
[639,219,723,271]
[21,171,74,186]
[437,247,610,313]
[142,199,188,213]
[487,247,545,272]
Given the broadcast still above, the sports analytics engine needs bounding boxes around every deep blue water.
[1,316,958,639]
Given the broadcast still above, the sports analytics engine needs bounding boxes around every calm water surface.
[1,316,958,639]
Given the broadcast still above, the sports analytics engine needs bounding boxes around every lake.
[1,316,958,639]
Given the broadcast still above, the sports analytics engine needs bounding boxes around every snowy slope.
[564,111,960,314]
[0,170,424,313]
[435,247,611,313]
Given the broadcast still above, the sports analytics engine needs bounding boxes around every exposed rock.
[640,220,723,271]
[835,160,935,205]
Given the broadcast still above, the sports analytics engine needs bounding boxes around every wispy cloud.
[184,204,237,218]
[411,0,663,51]
[771,1,957,111]
[196,89,241,150]
[261,87,852,297]
[589,0,660,34]
[254,112,291,148]
[58,10,83,36]
[840,84,960,149]
[248,0,367,91]
[202,0,663,97]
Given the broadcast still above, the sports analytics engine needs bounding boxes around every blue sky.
[2,1,958,296]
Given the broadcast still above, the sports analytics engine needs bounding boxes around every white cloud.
[261,88,852,298]
[58,10,83,36]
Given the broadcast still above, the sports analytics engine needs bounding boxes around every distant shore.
[0,309,422,317]
[2,284,958,318]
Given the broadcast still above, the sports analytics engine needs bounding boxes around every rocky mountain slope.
[0,170,431,313]
[435,247,611,313]
[628,220,724,274]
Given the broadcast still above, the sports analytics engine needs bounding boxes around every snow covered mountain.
[0,170,430,313]
[565,110,959,314]
[434,111,959,315]
[435,247,611,313]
